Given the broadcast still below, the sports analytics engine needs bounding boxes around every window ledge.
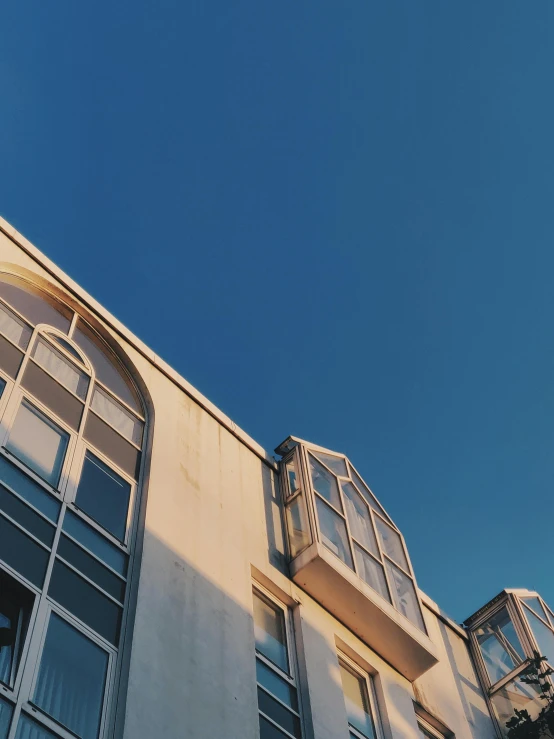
[290,542,439,681]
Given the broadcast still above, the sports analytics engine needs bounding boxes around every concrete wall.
[0,220,497,739]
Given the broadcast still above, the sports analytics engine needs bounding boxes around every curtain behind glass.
[33,615,108,739]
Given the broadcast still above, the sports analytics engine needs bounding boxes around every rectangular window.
[32,613,109,739]
[74,452,132,542]
[0,301,31,349]
[5,401,69,488]
[338,658,379,739]
[253,588,302,739]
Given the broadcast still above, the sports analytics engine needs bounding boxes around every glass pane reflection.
[313,452,348,478]
[375,516,408,571]
[253,592,289,673]
[286,496,311,558]
[354,545,390,602]
[525,607,554,667]
[33,614,108,739]
[339,661,375,739]
[6,402,68,487]
[491,676,544,737]
[342,482,378,556]
[309,456,342,512]
[385,560,425,631]
[315,497,353,569]
[475,607,525,685]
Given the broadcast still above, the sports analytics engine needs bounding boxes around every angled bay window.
[0,270,149,739]
[465,589,554,738]
[276,437,438,681]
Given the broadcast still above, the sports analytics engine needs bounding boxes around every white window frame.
[253,584,305,739]
[337,651,384,739]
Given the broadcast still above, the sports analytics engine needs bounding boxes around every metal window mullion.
[507,595,538,660]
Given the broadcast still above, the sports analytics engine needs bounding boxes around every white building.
[0,216,552,739]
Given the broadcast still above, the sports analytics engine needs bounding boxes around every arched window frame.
[0,269,151,739]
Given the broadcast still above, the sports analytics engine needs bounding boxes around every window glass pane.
[524,607,554,667]
[0,456,60,522]
[84,412,140,480]
[32,339,89,398]
[73,320,141,412]
[490,676,544,737]
[256,658,298,711]
[0,276,72,333]
[0,335,24,379]
[285,459,299,495]
[309,456,342,512]
[0,696,13,739]
[253,591,289,673]
[259,715,289,739]
[62,511,127,576]
[342,482,378,556]
[521,597,549,623]
[0,302,31,349]
[15,715,58,739]
[0,484,55,546]
[0,378,5,399]
[348,463,391,523]
[48,334,85,363]
[57,536,126,602]
[75,453,132,541]
[354,545,390,602]
[258,688,301,738]
[339,661,376,739]
[374,517,408,571]
[33,614,108,739]
[385,560,425,631]
[286,496,311,558]
[48,561,122,646]
[90,387,143,446]
[0,570,34,689]
[5,402,68,487]
[313,452,348,478]
[315,497,353,569]
[0,514,49,587]
[22,363,84,431]
[474,606,525,685]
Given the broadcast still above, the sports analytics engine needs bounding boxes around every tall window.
[0,273,148,739]
[338,657,381,739]
[252,588,303,739]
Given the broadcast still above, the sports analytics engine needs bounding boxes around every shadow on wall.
[438,620,495,739]
[261,461,288,575]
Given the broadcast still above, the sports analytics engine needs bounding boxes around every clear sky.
[1,1,554,622]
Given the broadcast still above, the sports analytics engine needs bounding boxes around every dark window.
[84,413,140,479]
[0,456,60,522]
[0,695,13,738]
[0,378,5,399]
[0,570,34,689]
[32,614,108,739]
[62,511,127,576]
[75,453,131,541]
[0,515,49,587]
[0,485,55,546]
[48,561,122,645]
[57,536,125,602]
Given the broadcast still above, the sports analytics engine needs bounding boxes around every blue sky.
[2,1,554,621]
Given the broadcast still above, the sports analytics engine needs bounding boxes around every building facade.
[0,216,551,739]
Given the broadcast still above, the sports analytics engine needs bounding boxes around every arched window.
[0,271,149,739]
